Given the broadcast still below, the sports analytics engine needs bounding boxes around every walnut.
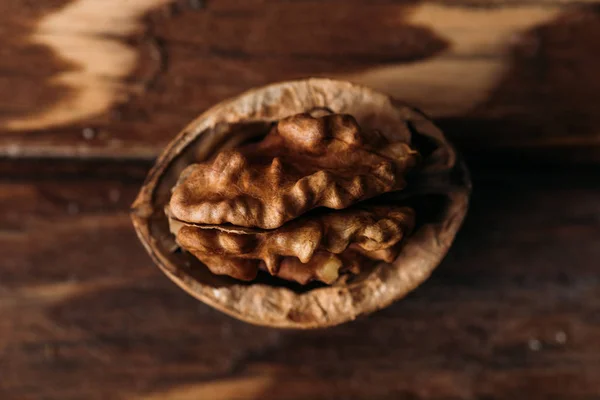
[170,205,415,283]
[131,79,470,328]
[169,113,417,229]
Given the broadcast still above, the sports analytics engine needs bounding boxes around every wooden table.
[1,1,599,399]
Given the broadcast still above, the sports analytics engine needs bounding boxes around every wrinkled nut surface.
[169,113,418,229]
[167,112,419,284]
[131,79,470,328]
[172,206,415,283]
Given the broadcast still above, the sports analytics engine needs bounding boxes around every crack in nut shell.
[169,113,418,229]
[173,206,415,283]
[130,78,471,328]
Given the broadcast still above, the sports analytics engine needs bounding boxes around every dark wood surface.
[1,165,599,400]
[1,1,599,399]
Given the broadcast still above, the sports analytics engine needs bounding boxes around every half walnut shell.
[131,79,471,328]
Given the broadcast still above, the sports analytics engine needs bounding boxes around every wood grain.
[1,1,599,398]
[0,0,599,163]
[1,166,599,399]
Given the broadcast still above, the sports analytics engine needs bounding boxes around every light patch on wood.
[0,278,148,309]
[3,0,170,131]
[136,373,276,400]
[336,4,561,117]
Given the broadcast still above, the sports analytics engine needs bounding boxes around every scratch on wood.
[143,34,169,91]
[0,278,149,308]
[134,372,276,400]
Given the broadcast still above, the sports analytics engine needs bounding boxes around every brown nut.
[165,109,419,286]
[131,79,470,328]
[169,112,418,229]
[171,206,416,283]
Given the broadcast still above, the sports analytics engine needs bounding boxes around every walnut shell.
[131,79,470,328]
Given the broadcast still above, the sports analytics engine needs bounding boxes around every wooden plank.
[0,1,599,163]
[1,166,599,399]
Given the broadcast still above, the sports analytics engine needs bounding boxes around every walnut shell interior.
[131,79,470,328]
